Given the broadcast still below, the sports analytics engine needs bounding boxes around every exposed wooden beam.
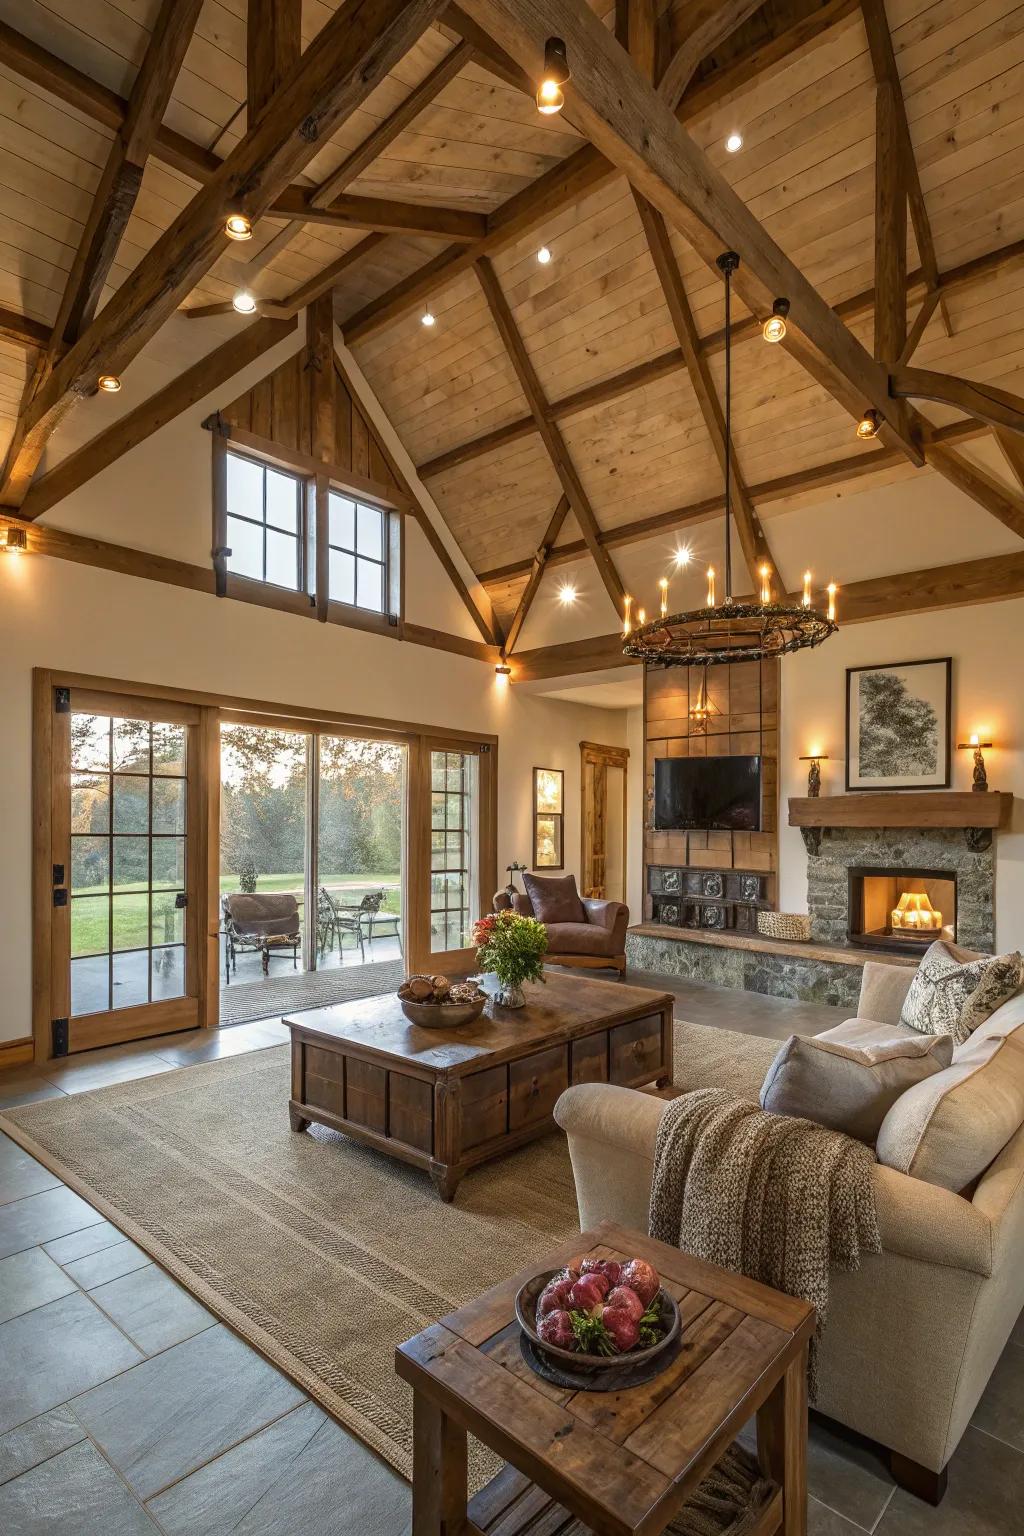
[477,417,988,584]
[995,429,1024,493]
[248,0,301,123]
[897,290,939,366]
[185,234,387,319]
[873,77,906,364]
[658,0,764,107]
[890,370,1024,437]
[19,317,297,521]
[417,236,1024,479]
[440,3,534,92]
[860,0,951,340]
[312,39,472,208]
[0,307,49,350]
[474,255,626,613]
[302,194,487,240]
[341,0,858,343]
[632,191,780,591]
[0,0,447,509]
[925,445,1024,539]
[444,0,923,465]
[508,548,1024,681]
[503,495,570,653]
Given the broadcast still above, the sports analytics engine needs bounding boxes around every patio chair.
[222,892,301,979]
[327,893,367,963]
[359,890,402,956]
[316,887,341,954]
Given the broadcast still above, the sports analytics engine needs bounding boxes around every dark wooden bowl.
[515,1268,680,1371]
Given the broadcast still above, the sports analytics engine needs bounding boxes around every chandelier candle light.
[622,253,838,668]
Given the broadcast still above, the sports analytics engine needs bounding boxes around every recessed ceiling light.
[673,546,691,568]
[97,374,121,393]
[232,290,257,314]
[224,213,253,241]
[725,131,743,153]
[558,582,577,605]
[537,246,552,265]
[421,307,436,328]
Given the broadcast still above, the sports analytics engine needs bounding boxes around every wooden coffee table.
[285,973,673,1200]
[397,1220,813,1536]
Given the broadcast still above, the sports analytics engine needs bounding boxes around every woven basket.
[756,910,812,942]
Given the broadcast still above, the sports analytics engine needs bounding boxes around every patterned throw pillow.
[900,941,1024,1045]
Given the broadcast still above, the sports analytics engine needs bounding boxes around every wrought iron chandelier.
[622,251,838,668]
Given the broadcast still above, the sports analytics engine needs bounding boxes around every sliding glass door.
[408,738,494,975]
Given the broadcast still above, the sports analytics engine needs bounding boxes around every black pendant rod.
[716,251,740,604]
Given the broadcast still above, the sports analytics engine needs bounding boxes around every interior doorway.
[580,740,629,901]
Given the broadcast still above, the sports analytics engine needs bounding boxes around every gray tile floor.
[0,980,1021,1533]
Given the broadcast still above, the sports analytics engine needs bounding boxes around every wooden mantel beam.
[0,0,447,508]
[450,0,923,465]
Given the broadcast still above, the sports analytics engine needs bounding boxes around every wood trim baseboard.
[0,1037,34,1072]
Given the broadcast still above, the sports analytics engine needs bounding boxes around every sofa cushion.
[815,1017,922,1048]
[544,921,618,957]
[761,1029,953,1143]
[876,1029,1024,1191]
[899,940,1023,1045]
[522,872,585,925]
[225,893,301,937]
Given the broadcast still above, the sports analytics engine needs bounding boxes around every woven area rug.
[0,1021,781,1480]
[218,956,405,1026]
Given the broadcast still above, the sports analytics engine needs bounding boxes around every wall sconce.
[957,733,993,792]
[495,663,512,678]
[2,525,27,555]
[798,751,829,797]
[536,37,570,114]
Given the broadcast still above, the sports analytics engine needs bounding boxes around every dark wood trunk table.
[285,973,673,1201]
[397,1220,814,1536]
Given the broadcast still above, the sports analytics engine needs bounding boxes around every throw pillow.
[899,941,1023,1045]
[760,1030,954,1144]
[522,871,585,925]
[876,1029,1024,1192]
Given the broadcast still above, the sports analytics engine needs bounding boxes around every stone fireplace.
[806,827,994,954]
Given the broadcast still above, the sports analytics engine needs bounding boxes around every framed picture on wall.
[533,768,564,868]
[845,657,952,790]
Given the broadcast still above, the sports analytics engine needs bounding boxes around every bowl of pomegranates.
[515,1255,678,1370]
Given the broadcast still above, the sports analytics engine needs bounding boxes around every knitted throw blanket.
[649,1089,881,1397]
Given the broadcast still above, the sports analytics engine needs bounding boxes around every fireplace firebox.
[847,866,957,954]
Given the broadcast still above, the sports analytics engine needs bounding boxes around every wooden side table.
[396,1221,814,1536]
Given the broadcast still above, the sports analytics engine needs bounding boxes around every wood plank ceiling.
[0,0,1021,644]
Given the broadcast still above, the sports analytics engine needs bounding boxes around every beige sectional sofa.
[553,959,1024,1503]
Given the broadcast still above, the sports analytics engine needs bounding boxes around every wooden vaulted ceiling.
[0,0,1022,655]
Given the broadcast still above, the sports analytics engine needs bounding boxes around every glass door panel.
[430,750,478,954]
[316,735,406,971]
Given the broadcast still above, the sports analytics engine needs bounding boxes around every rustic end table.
[396,1220,814,1536]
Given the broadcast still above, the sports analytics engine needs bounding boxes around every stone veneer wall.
[805,826,995,954]
[625,930,863,1009]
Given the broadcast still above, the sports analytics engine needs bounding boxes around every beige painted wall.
[779,598,1024,953]
[0,554,625,1044]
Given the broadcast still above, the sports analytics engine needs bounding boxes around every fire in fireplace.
[848,866,957,953]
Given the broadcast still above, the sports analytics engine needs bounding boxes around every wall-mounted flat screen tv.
[654,755,762,831]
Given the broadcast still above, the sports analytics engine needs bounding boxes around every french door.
[407,737,495,975]
[50,689,201,1054]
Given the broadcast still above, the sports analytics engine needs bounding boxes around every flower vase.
[496,980,526,1009]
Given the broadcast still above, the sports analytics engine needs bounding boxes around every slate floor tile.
[0,1186,105,1260]
[809,1495,869,1533]
[72,1323,305,1500]
[154,1024,285,1067]
[0,1078,65,1110]
[150,1403,409,1536]
[877,1426,1024,1534]
[973,1342,1024,1452]
[0,1290,143,1435]
[0,1440,158,1534]
[0,1406,85,1485]
[0,1135,60,1204]
[0,1247,76,1324]
[44,1219,127,1266]
[90,1263,214,1354]
[63,1238,152,1290]
[805,1415,895,1530]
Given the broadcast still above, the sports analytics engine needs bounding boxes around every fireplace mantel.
[788,791,1013,830]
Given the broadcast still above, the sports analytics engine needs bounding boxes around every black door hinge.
[53,888,68,908]
[55,687,70,713]
[51,1018,69,1057]
[52,863,65,886]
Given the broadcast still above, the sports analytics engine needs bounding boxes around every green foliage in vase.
[637,1301,663,1349]
[472,910,547,991]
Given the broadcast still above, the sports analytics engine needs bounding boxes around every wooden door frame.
[580,740,629,901]
[33,668,498,1062]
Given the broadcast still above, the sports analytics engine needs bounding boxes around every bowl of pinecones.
[397,974,488,1029]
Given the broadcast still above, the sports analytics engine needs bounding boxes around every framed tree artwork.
[533,768,564,868]
[846,658,952,790]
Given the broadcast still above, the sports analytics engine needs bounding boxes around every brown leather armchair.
[493,872,629,975]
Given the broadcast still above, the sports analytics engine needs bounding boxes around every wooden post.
[873,79,907,363]
[757,1348,809,1536]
